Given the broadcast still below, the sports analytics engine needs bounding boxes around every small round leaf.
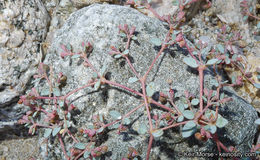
[152,129,164,138]
[83,151,91,158]
[206,58,219,66]
[181,121,197,138]
[150,38,162,46]
[52,126,61,137]
[94,79,101,90]
[254,118,260,125]
[216,116,228,128]
[74,143,86,150]
[123,118,131,125]
[44,128,52,138]
[191,99,199,105]
[114,54,122,59]
[217,44,225,54]
[253,83,260,89]
[177,115,184,122]
[71,54,81,59]
[109,110,122,120]
[97,127,104,133]
[122,49,129,55]
[257,22,260,29]
[53,88,61,96]
[138,123,147,135]
[146,82,155,97]
[183,110,194,120]
[183,57,198,68]
[40,88,50,96]
[204,125,217,134]
[128,77,138,83]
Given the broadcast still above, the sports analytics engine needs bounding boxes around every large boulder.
[0,0,50,131]
[38,4,257,159]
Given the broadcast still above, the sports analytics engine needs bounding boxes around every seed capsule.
[159,96,167,105]
[195,132,207,142]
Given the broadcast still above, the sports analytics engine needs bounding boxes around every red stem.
[199,66,205,112]
[141,81,153,130]
[102,103,144,129]
[146,135,154,160]
[58,134,70,160]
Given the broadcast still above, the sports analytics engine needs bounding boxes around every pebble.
[7,29,25,48]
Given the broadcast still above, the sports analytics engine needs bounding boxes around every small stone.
[167,79,173,85]
[7,29,25,48]
[0,34,9,47]
[238,40,247,48]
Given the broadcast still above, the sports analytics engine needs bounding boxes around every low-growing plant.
[17,0,259,160]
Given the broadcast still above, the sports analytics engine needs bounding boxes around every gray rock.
[0,0,50,129]
[38,4,257,159]
[215,0,256,25]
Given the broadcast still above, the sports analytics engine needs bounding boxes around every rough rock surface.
[0,136,40,160]
[185,0,260,113]
[38,4,258,159]
[0,0,50,129]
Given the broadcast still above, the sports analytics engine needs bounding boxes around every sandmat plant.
[18,0,260,159]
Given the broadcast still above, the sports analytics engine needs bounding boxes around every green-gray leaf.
[44,128,52,138]
[255,118,260,125]
[257,22,260,29]
[40,88,49,96]
[216,115,228,128]
[32,111,38,118]
[217,44,225,54]
[183,110,194,119]
[205,110,228,128]
[204,125,217,134]
[177,115,184,122]
[210,79,219,87]
[243,16,248,21]
[71,54,81,59]
[52,126,61,137]
[93,72,98,79]
[172,34,176,41]
[191,98,199,105]
[172,0,179,6]
[182,121,197,138]
[136,6,145,9]
[109,110,121,120]
[253,83,260,89]
[94,79,101,90]
[97,127,104,133]
[150,38,162,46]
[128,77,138,83]
[202,96,207,102]
[110,123,120,129]
[152,129,164,138]
[100,65,107,76]
[183,57,198,68]
[122,49,129,55]
[206,58,219,65]
[138,123,147,135]
[201,46,211,56]
[132,36,137,40]
[123,118,131,125]
[120,32,126,37]
[74,143,86,150]
[53,88,61,96]
[146,82,155,97]
[177,103,185,113]
[114,54,122,59]
[83,151,91,158]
